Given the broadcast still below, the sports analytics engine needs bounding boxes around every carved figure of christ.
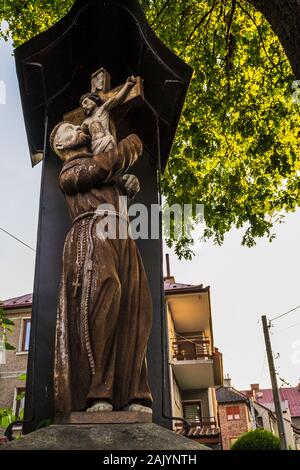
[80,76,137,155]
[64,68,144,152]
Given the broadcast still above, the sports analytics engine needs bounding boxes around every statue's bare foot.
[124,403,152,414]
[86,400,113,412]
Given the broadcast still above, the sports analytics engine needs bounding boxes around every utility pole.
[261,315,288,450]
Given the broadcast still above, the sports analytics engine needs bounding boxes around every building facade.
[243,383,300,449]
[216,379,299,449]
[0,294,32,424]
[216,384,253,449]
[1,282,224,449]
[164,275,223,448]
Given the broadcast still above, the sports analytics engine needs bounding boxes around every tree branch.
[180,0,219,54]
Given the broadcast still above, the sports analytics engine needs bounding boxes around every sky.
[0,38,299,391]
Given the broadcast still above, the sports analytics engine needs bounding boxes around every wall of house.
[284,419,296,449]
[171,371,183,419]
[254,404,275,432]
[292,419,300,450]
[0,309,30,410]
[219,402,252,450]
[210,387,219,425]
[181,389,210,418]
[166,302,175,360]
[254,403,297,449]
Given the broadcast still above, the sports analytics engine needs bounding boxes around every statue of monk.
[50,122,153,414]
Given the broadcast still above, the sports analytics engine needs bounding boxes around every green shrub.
[231,429,280,450]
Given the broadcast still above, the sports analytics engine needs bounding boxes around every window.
[183,401,202,423]
[0,334,5,364]
[256,416,263,428]
[14,387,25,418]
[21,319,31,352]
[226,405,240,421]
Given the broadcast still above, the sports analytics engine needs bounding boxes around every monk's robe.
[54,134,153,412]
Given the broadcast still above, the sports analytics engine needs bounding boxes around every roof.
[261,400,289,413]
[164,279,209,295]
[164,279,196,290]
[1,294,33,310]
[2,281,208,303]
[216,386,248,404]
[242,387,300,418]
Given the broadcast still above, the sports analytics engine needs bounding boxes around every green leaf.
[2,318,15,326]
[16,392,25,401]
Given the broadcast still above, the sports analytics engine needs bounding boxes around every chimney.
[223,374,232,388]
[250,384,259,399]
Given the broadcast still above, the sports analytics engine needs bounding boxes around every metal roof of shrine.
[14,0,192,170]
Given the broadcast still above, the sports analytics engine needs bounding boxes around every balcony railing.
[175,417,217,429]
[172,336,211,361]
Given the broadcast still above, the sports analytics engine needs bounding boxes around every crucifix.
[64,68,144,141]
[63,68,145,303]
[72,275,81,298]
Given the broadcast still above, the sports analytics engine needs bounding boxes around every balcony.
[174,418,220,443]
[170,335,215,389]
[175,417,217,428]
[172,336,211,361]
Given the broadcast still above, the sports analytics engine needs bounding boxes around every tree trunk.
[247,0,300,78]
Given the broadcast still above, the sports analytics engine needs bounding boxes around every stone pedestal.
[54,411,152,425]
[0,423,210,450]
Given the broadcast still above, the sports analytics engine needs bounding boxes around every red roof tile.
[241,387,300,418]
[1,293,33,310]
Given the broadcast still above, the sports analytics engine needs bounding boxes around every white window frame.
[17,317,31,354]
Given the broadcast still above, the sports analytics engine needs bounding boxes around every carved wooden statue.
[50,69,153,415]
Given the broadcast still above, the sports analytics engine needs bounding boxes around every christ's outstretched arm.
[103,76,136,112]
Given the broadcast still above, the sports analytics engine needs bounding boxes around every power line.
[270,304,300,322]
[0,227,35,252]
[274,321,300,334]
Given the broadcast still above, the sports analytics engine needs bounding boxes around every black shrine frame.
[14,0,192,433]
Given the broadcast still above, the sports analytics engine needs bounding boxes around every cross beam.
[64,68,144,128]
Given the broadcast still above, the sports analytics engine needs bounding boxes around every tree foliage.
[0,1,72,45]
[1,1,300,257]
[231,428,281,450]
[0,304,14,352]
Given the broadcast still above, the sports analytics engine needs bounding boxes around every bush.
[231,429,280,450]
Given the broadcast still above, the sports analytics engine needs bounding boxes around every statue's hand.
[126,76,136,88]
[119,174,140,199]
